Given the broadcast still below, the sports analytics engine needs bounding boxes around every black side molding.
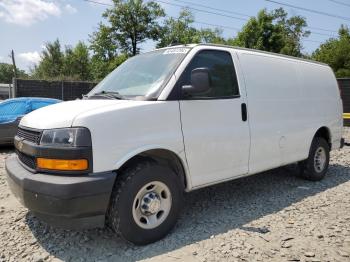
[241,103,247,122]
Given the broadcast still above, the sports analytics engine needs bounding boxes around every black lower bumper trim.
[5,155,117,229]
[32,213,106,230]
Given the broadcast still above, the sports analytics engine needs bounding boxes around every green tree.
[232,8,310,57]
[33,39,92,80]
[157,9,225,48]
[62,42,91,80]
[0,63,27,83]
[89,23,127,80]
[100,0,165,56]
[312,25,350,77]
[34,39,64,79]
[89,23,119,62]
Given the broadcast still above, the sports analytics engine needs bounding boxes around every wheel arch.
[314,126,332,148]
[113,147,190,191]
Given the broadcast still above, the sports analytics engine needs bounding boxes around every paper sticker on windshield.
[163,48,190,55]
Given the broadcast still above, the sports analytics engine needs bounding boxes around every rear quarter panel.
[297,64,343,150]
[237,51,342,174]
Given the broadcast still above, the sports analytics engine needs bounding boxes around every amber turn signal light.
[37,158,88,171]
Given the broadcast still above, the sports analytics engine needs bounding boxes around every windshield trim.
[148,46,193,101]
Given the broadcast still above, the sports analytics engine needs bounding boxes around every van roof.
[161,43,328,67]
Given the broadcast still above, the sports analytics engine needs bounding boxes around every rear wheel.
[298,137,330,181]
[107,159,183,245]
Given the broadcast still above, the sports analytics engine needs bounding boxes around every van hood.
[20,100,129,129]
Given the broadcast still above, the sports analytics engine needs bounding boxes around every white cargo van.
[6,44,344,245]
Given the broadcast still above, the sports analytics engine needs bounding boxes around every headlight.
[40,128,91,147]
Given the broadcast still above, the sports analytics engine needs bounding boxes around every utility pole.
[10,50,17,98]
[11,50,17,78]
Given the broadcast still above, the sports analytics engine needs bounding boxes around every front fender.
[111,145,192,190]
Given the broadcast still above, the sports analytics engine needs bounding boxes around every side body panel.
[297,63,343,150]
[237,50,342,175]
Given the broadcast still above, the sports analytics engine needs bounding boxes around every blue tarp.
[0,115,22,124]
[0,98,60,124]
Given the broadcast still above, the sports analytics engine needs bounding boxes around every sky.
[0,0,349,71]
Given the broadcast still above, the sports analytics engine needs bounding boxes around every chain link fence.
[12,79,97,101]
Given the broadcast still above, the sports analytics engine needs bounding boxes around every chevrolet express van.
[6,44,344,245]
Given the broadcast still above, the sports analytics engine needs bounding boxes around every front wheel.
[107,160,183,245]
[298,137,330,181]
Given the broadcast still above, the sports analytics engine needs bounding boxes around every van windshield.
[87,48,190,100]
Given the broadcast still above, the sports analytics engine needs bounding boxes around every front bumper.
[5,155,117,229]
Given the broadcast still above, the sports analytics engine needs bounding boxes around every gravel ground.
[1,129,350,262]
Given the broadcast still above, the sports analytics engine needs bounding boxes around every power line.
[165,0,339,35]
[161,0,338,37]
[171,0,251,18]
[171,0,338,34]
[266,0,350,22]
[192,21,240,31]
[328,0,350,8]
[303,39,323,44]
[310,31,336,37]
[166,15,240,32]
[84,0,339,35]
[169,16,334,36]
[82,0,336,41]
[83,0,112,6]
[83,0,240,32]
[307,26,337,33]
[84,0,338,35]
[164,0,338,37]
[154,0,248,21]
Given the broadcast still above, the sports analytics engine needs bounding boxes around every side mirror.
[182,68,211,96]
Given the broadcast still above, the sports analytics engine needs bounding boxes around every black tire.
[298,137,330,181]
[107,159,183,245]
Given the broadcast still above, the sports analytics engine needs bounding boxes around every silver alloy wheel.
[314,146,326,173]
[132,181,172,229]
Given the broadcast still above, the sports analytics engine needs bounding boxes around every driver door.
[177,49,250,188]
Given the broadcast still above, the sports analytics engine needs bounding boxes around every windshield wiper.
[88,91,126,100]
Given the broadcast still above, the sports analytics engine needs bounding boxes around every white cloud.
[0,0,61,26]
[65,4,77,14]
[18,51,41,65]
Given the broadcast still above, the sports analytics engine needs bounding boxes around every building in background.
[0,83,10,100]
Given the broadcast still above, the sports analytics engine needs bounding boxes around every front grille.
[17,127,42,144]
[17,150,36,170]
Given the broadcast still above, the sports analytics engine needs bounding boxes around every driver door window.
[179,50,240,99]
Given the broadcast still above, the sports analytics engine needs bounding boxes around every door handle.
[241,103,247,122]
